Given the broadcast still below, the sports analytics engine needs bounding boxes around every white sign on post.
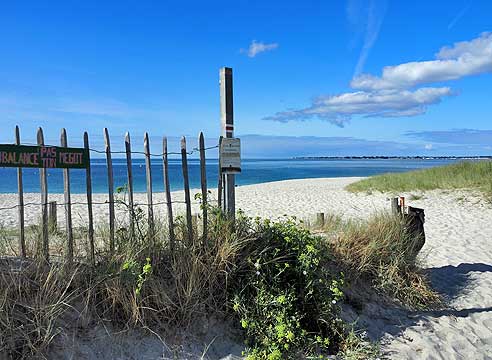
[220,138,241,174]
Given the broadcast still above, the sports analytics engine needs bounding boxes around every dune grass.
[316,212,441,310]
[0,202,438,359]
[346,160,492,199]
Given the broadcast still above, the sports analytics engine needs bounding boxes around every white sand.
[1,177,492,359]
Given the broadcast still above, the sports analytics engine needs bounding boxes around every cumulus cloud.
[264,87,452,127]
[351,32,492,90]
[241,40,278,58]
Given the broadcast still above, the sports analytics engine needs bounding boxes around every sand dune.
[0,177,491,359]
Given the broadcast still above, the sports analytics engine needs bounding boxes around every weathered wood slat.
[217,136,223,209]
[104,128,115,253]
[15,126,26,257]
[84,132,95,267]
[125,132,135,236]
[199,132,208,244]
[48,201,57,231]
[144,132,154,240]
[61,128,73,264]
[37,127,49,262]
[162,137,175,253]
[181,137,193,245]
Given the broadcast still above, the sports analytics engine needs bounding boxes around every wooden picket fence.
[9,125,223,267]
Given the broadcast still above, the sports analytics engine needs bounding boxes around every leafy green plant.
[230,218,345,359]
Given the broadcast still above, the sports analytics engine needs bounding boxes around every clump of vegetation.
[230,218,345,359]
[321,212,441,310]
[0,196,438,359]
[346,160,492,200]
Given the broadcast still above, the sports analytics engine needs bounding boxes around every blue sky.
[0,0,491,157]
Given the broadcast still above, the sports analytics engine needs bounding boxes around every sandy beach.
[1,177,491,359]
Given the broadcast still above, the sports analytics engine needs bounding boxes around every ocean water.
[0,158,460,194]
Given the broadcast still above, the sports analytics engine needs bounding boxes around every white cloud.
[264,87,452,126]
[241,40,278,58]
[351,32,492,90]
[424,144,433,150]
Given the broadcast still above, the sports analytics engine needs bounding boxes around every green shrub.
[230,218,345,359]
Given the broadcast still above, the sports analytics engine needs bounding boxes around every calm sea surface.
[0,158,461,194]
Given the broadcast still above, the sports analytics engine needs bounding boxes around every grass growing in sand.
[346,160,492,199]
[0,199,438,359]
[315,213,441,310]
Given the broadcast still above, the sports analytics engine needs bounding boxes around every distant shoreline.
[293,156,492,160]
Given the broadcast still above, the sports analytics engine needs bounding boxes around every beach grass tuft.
[346,160,492,199]
[317,212,441,310]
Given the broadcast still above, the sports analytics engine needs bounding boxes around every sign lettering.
[0,144,89,169]
[220,138,241,174]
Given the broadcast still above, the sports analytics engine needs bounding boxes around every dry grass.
[0,206,252,359]
[319,212,441,310]
[0,204,441,358]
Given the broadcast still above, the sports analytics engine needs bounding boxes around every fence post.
[84,132,95,267]
[217,136,223,209]
[199,132,208,244]
[181,137,193,245]
[220,67,235,218]
[37,127,49,262]
[48,201,57,231]
[125,132,135,236]
[316,212,325,228]
[15,126,26,257]
[144,132,154,240]
[61,128,74,264]
[104,128,115,254]
[162,137,175,253]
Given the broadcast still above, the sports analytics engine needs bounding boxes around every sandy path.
[1,177,491,359]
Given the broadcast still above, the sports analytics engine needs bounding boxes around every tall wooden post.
[104,128,115,254]
[61,128,73,264]
[219,67,235,218]
[15,126,26,257]
[37,127,49,262]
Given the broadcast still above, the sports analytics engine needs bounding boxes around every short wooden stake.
[181,137,193,246]
[316,212,325,228]
[48,201,57,232]
[162,137,175,253]
[37,127,49,262]
[61,128,73,264]
[391,198,400,215]
[84,132,95,267]
[15,126,26,257]
[104,128,115,254]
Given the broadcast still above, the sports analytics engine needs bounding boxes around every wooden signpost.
[219,67,238,217]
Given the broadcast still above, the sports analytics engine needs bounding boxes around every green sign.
[0,144,89,169]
